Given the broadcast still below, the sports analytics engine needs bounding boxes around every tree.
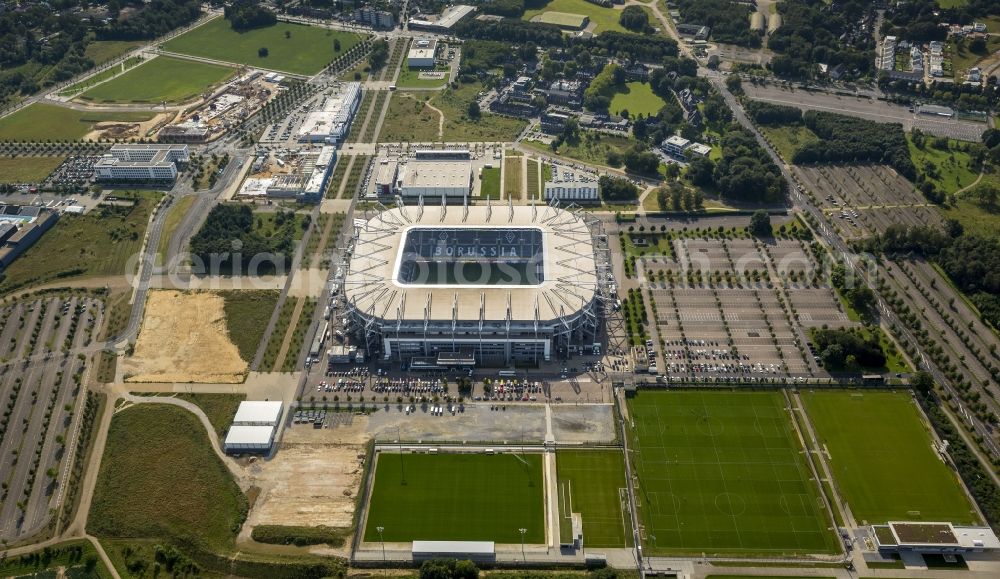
[467,101,481,120]
[748,210,772,237]
[619,6,650,34]
[911,370,934,395]
[334,38,342,51]
[258,47,269,58]
[369,39,389,69]
[725,74,743,95]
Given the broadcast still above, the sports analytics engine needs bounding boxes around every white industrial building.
[224,401,282,453]
[407,39,437,68]
[297,82,362,144]
[543,164,598,202]
[94,144,189,181]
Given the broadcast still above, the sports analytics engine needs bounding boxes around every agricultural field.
[0,191,162,293]
[79,56,234,103]
[627,390,837,555]
[0,155,65,183]
[556,450,630,547]
[610,82,667,118]
[364,453,545,543]
[162,18,362,76]
[0,103,154,141]
[802,391,978,525]
[89,404,248,552]
[524,0,629,34]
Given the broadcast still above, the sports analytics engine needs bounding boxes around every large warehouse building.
[224,401,283,454]
[342,204,608,366]
[297,82,362,144]
[94,144,189,181]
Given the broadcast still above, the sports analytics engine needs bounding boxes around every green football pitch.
[364,453,545,543]
[802,391,978,525]
[556,450,630,547]
[627,390,837,555]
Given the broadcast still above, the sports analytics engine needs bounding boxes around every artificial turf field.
[802,391,978,525]
[364,453,545,543]
[162,18,363,76]
[556,450,630,547]
[80,56,234,103]
[628,391,837,555]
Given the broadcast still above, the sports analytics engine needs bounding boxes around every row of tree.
[810,327,887,371]
[792,111,917,181]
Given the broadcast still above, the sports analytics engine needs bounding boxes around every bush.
[250,525,346,547]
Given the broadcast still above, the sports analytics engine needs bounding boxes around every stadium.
[343,204,608,367]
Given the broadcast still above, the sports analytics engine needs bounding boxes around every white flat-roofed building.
[687,143,712,157]
[374,159,398,196]
[661,135,691,157]
[407,39,437,68]
[232,401,283,426]
[398,160,472,198]
[297,82,362,144]
[94,144,189,181]
[224,425,276,453]
[412,540,495,562]
[408,5,476,32]
[872,522,1000,554]
[544,164,598,202]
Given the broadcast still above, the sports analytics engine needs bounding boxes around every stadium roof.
[344,205,597,324]
[232,401,283,425]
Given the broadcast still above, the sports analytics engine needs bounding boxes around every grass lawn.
[96,350,117,383]
[908,134,980,194]
[396,67,450,89]
[59,56,145,97]
[89,404,247,551]
[438,82,527,142]
[279,296,316,372]
[0,103,155,141]
[948,36,1000,80]
[556,450,630,548]
[162,17,362,76]
[84,40,144,65]
[525,132,639,169]
[802,391,978,525]
[175,393,246,438]
[365,453,545,543]
[156,194,197,262]
[80,56,234,104]
[0,155,64,183]
[480,166,501,199]
[762,125,820,163]
[527,158,541,200]
[627,390,837,555]
[939,197,1000,238]
[379,93,441,142]
[0,539,114,578]
[611,82,667,118]
[524,0,629,34]
[0,191,162,294]
[220,289,280,363]
[504,155,523,199]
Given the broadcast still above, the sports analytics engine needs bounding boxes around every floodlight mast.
[519,527,527,561]
[376,526,386,563]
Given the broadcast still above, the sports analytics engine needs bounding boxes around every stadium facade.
[342,203,611,367]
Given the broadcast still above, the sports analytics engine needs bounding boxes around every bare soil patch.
[123,289,247,383]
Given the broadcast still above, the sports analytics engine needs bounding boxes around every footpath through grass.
[89,404,248,551]
[802,391,978,525]
[0,191,162,294]
[365,452,545,543]
[627,390,837,555]
[80,56,234,104]
[0,103,154,141]
[175,393,246,438]
[163,18,362,76]
[556,450,630,548]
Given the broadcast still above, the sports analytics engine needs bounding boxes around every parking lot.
[45,154,102,189]
[0,294,104,543]
[794,164,944,240]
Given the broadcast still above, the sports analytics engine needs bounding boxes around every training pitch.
[364,452,545,543]
[628,391,837,555]
[803,391,978,525]
[557,450,631,548]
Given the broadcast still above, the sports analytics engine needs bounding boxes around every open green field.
[536,11,589,29]
[557,450,630,548]
[480,166,501,199]
[762,125,820,163]
[80,56,234,103]
[220,290,280,363]
[0,155,64,183]
[908,134,980,194]
[628,390,837,555]
[439,83,528,142]
[504,155,523,199]
[940,197,1000,239]
[610,82,667,118]
[0,191,162,294]
[396,67,450,89]
[0,103,155,141]
[59,56,145,97]
[802,391,978,525]
[175,392,246,438]
[365,453,545,543]
[524,132,641,170]
[379,93,441,142]
[84,40,144,65]
[162,17,362,76]
[524,0,627,34]
[89,404,247,551]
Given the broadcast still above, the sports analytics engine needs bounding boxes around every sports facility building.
[343,203,611,366]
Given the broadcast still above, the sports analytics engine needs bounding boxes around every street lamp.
[376,526,386,563]
[519,528,527,561]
